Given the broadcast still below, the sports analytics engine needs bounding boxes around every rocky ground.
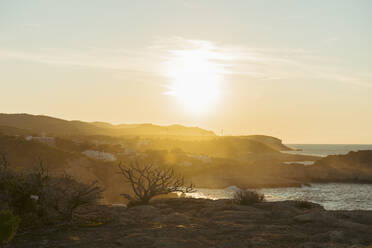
[8,198,372,248]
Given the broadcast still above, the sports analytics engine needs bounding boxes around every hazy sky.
[1,0,371,143]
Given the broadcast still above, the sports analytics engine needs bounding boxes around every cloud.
[0,36,370,89]
[284,15,305,20]
[324,36,340,46]
[180,0,200,8]
[0,47,162,74]
[24,23,41,29]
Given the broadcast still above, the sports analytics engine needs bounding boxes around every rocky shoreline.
[9,198,372,248]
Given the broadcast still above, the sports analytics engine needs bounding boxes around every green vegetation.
[0,153,102,234]
[295,200,315,209]
[233,190,265,205]
[0,209,20,244]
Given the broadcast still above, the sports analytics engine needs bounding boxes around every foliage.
[118,160,194,206]
[295,200,314,209]
[233,190,265,205]
[0,209,20,244]
[0,153,103,229]
[0,157,49,223]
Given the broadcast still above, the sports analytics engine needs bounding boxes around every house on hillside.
[25,135,55,146]
[82,150,117,162]
[187,154,212,164]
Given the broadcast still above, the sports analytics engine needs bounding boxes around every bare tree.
[47,175,103,221]
[118,161,194,206]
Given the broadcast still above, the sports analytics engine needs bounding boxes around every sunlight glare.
[165,42,225,114]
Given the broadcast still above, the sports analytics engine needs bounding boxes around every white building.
[25,136,55,146]
[187,154,212,164]
[82,150,117,162]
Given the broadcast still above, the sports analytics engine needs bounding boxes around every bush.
[0,154,103,229]
[0,209,20,244]
[233,190,264,205]
[0,160,50,224]
[44,175,102,222]
[294,200,314,209]
[118,161,194,206]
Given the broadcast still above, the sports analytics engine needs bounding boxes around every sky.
[1,0,372,143]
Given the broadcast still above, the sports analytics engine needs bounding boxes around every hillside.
[306,150,372,182]
[0,113,315,203]
[242,135,292,151]
[0,113,215,137]
[0,125,35,136]
[0,135,75,169]
[0,114,295,152]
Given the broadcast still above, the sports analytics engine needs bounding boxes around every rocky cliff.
[306,150,372,182]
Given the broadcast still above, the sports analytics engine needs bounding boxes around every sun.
[164,44,224,114]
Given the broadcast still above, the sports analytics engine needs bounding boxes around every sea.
[189,144,372,210]
[283,144,372,157]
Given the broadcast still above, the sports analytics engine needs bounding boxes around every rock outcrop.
[10,198,372,248]
[306,150,372,183]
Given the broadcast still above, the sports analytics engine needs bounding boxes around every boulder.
[129,205,161,219]
[293,210,338,225]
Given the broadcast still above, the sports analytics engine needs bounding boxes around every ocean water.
[188,184,372,210]
[283,144,372,157]
[187,144,372,210]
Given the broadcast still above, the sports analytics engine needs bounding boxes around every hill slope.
[306,150,372,182]
[0,113,215,137]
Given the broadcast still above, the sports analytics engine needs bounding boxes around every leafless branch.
[118,161,194,205]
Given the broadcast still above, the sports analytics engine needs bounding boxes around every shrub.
[0,209,20,244]
[233,190,265,205]
[0,160,50,224]
[45,175,103,222]
[294,200,314,209]
[0,153,103,229]
[118,161,194,206]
